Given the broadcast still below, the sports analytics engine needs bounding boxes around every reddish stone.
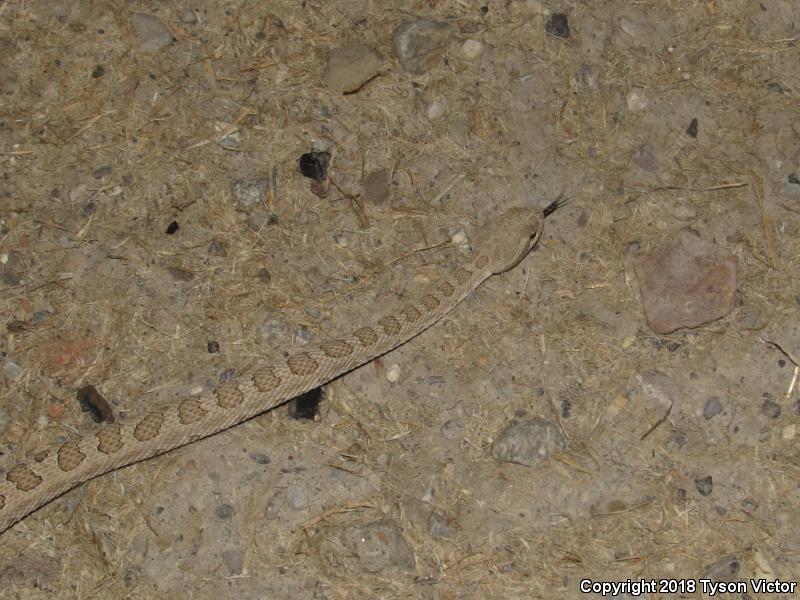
[635,229,737,333]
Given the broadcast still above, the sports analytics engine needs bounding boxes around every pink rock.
[634,229,737,333]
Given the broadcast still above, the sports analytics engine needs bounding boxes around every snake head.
[474,194,566,274]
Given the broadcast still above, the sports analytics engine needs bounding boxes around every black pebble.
[257,268,272,284]
[788,173,800,185]
[207,340,220,353]
[288,386,324,420]
[687,117,699,138]
[166,221,179,234]
[560,398,571,418]
[92,65,105,78]
[695,475,713,496]
[545,13,570,38]
[77,385,115,424]
[298,151,330,182]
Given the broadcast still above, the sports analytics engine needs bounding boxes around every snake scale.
[0,198,563,534]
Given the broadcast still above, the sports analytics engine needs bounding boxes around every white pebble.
[782,424,796,441]
[333,232,351,247]
[385,364,402,383]
[450,227,468,247]
[461,39,483,60]
[626,88,648,112]
[426,100,447,121]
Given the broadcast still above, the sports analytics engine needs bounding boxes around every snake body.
[0,204,558,534]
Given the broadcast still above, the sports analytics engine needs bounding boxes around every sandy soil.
[0,1,798,598]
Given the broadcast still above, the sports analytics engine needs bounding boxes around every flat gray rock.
[492,418,566,467]
[130,13,174,52]
[634,229,736,333]
[392,20,453,75]
[322,45,382,93]
[341,517,415,573]
[361,168,391,204]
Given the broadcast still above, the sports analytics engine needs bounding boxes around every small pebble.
[321,45,382,94]
[695,475,713,496]
[287,486,307,510]
[231,177,268,209]
[492,418,566,467]
[626,88,648,112]
[298,151,330,183]
[392,19,453,75]
[221,549,244,575]
[32,310,51,324]
[460,39,483,60]
[91,65,105,78]
[207,340,220,354]
[165,221,179,235]
[333,232,351,248]
[257,268,271,284]
[219,368,236,384]
[545,13,570,38]
[702,555,740,580]
[215,502,235,519]
[342,517,415,572]
[385,364,402,383]
[687,118,699,138]
[450,227,469,249]
[208,239,228,257]
[625,240,641,255]
[760,399,781,419]
[47,401,65,420]
[179,9,198,24]
[362,168,391,204]
[427,511,456,539]
[425,100,447,121]
[249,451,271,465]
[703,397,723,419]
[293,327,313,345]
[634,230,737,333]
[631,143,657,172]
[130,12,174,52]
[2,360,24,380]
[782,424,796,440]
[93,165,112,179]
[2,272,21,286]
[440,419,463,440]
[77,385,115,423]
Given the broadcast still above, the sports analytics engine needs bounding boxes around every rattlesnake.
[0,198,564,534]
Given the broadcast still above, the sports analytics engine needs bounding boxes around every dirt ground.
[1,1,799,598]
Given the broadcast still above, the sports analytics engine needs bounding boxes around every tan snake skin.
[0,205,555,534]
